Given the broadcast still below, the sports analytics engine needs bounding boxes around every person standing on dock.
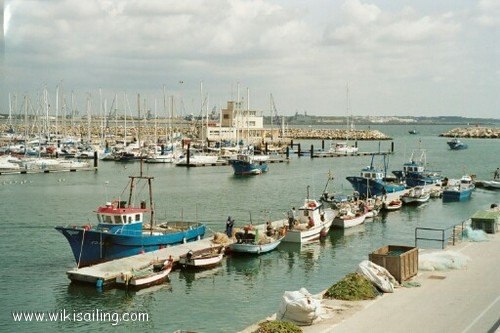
[226,216,234,237]
[494,168,499,180]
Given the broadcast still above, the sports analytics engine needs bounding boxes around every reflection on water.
[1,125,499,333]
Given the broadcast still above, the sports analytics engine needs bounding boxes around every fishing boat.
[55,163,206,267]
[228,153,269,175]
[333,202,368,228]
[115,258,174,289]
[282,188,336,243]
[401,186,430,205]
[392,150,443,187]
[230,225,285,255]
[178,245,225,269]
[447,138,468,150]
[442,175,475,201]
[382,199,403,211]
[346,155,406,197]
[408,129,419,135]
[319,171,353,208]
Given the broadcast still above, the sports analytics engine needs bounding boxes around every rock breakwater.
[285,128,391,140]
[440,127,500,138]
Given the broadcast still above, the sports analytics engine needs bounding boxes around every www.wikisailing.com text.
[12,309,149,326]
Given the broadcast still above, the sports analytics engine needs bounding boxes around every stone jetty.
[440,127,500,138]
[285,128,391,140]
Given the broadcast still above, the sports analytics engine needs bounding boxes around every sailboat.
[329,84,358,155]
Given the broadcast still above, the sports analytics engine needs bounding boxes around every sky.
[1,0,499,119]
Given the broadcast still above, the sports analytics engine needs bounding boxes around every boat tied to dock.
[55,162,206,267]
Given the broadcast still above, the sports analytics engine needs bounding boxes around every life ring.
[308,202,317,208]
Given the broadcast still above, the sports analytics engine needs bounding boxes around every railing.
[415,219,469,249]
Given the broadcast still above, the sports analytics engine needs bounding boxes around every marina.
[0,124,498,333]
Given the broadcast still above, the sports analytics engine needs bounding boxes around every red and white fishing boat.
[282,187,336,243]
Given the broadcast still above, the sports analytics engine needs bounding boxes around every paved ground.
[242,226,500,333]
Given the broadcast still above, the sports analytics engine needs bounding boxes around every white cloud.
[1,0,499,118]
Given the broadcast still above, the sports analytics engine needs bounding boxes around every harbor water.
[0,124,498,333]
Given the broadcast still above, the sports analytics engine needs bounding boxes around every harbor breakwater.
[440,127,500,138]
[284,128,391,140]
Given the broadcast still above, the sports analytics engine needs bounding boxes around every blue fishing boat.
[55,165,206,267]
[447,138,468,150]
[346,155,406,197]
[228,153,269,175]
[442,175,475,201]
[392,150,443,187]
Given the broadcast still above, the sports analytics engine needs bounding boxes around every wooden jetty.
[66,237,232,287]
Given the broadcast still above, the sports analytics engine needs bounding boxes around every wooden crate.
[369,245,418,283]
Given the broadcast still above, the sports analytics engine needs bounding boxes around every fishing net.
[212,232,231,245]
[418,250,470,271]
[461,226,489,242]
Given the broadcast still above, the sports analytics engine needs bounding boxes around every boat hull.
[178,246,225,269]
[401,193,430,205]
[442,189,473,201]
[55,223,206,267]
[115,262,173,289]
[346,176,406,196]
[332,212,367,229]
[229,159,268,175]
[282,212,334,243]
[229,237,282,254]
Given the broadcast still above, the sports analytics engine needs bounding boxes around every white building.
[202,100,277,144]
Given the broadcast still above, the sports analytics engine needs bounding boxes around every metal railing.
[415,219,469,249]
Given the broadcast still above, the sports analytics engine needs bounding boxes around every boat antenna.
[306,185,310,200]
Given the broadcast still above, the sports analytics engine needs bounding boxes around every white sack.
[357,260,396,293]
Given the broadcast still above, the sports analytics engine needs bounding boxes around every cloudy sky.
[1,0,499,118]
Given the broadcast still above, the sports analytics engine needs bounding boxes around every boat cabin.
[403,162,425,174]
[360,167,384,180]
[297,199,325,226]
[95,201,149,229]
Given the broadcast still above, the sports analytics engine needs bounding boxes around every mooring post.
[391,141,394,153]
[93,151,98,168]
[186,143,191,166]
[310,145,314,158]
[286,146,289,159]
[321,140,325,150]
[298,143,301,157]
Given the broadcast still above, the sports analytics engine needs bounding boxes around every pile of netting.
[418,250,470,271]
[461,226,489,242]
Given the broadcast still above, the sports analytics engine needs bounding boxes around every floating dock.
[0,166,96,175]
[66,237,231,287]
[311,151,392,158]
[175,156,289,168]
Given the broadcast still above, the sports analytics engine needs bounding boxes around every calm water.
[0,125,499,333]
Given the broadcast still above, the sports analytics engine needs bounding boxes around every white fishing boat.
[383,199,403,211]
[401,186,430,205]
[282,188,336,243]
[230,225,285,255]
[333,205,368,229]
[178,245,225,269]
[115,258,174,289]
